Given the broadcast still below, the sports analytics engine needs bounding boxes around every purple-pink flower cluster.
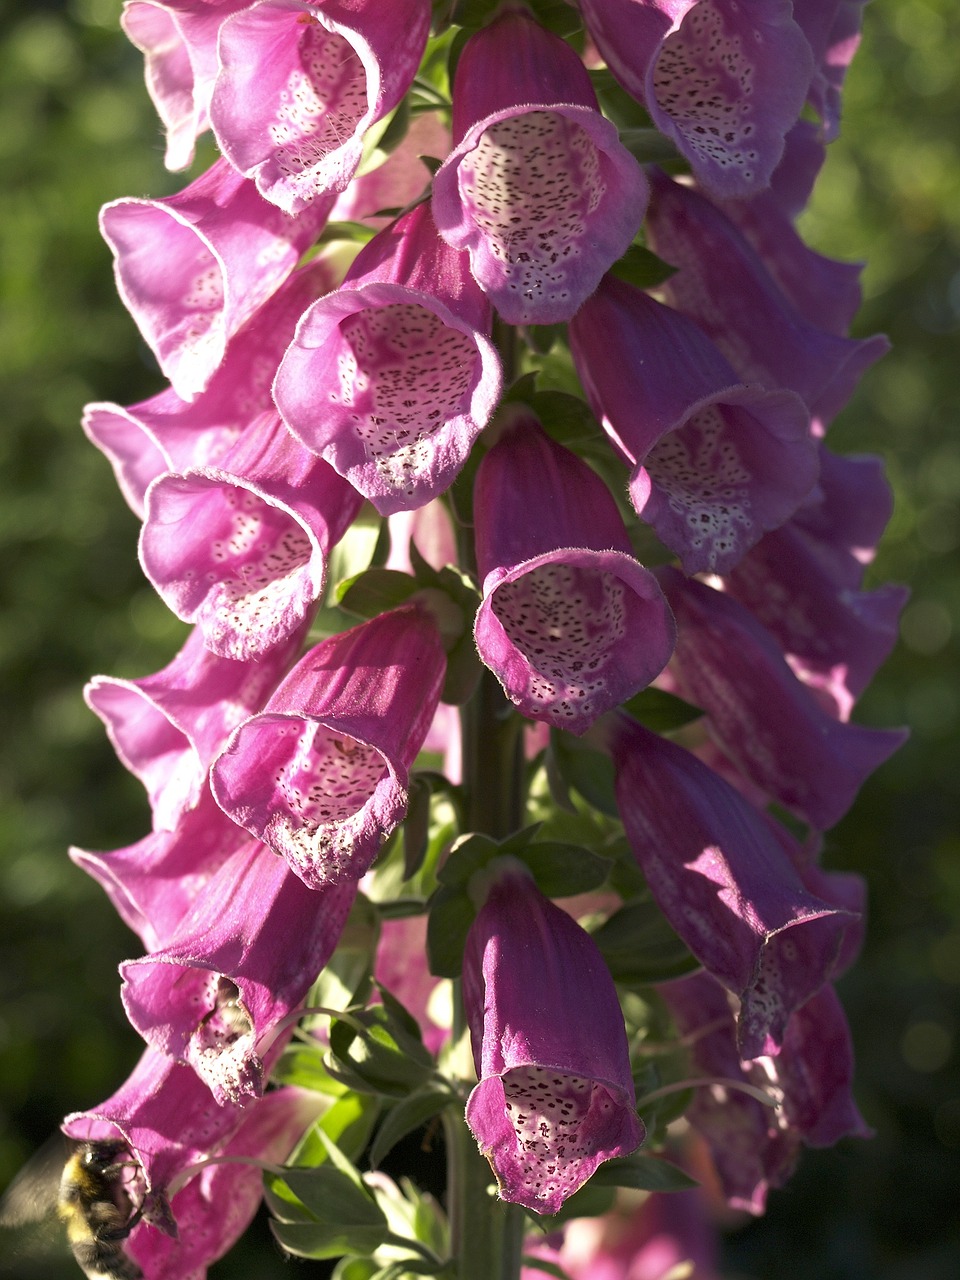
[52,1,904,1276]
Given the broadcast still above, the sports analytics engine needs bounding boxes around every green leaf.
[267,1159,383,1227]
[520,1258,576,1280]
[436,833,500,888]
[272,1220,390,1261]
[528,0,583,38]
[608,244,678,291]
[549,731,620,818]
[528,390,605,451]
[426,884,476,978]
[337,568,419,618]
[310,893,380,1015]
[329,1003,434,1097]
[368,1087,456,1169]
[590,900,698,985]
[588,1154,698,1193]
[589,71,654,130]
[332,1258,380,1280]
[620,686,704,732]
[518,841,612,897]
[295,1092,382,1166]
[618,127,686,168]
[403,774,433,880]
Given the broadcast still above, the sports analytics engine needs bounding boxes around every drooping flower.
[71,785,251,953]
[578,0,814,198]
[604,714,856,1058]
[85,623,307,831]
[121,0,250,171]
[101,158,334,400]
[660,971,871,1213]
[472,410,676,733]
[211,606,446,888]
[569,276,818,574]
[120,838,356,1104]
[140,409,363,660]
[126,1085,324,1280]
[274,201,502,514]
[462,860,643,1215]
[644,169,889,431]
[432,6,647,324]
[83,257,339,518]
[210,0,431,214]
[793,0,868,140]
[723,446,908,719]
[658,566,907,830]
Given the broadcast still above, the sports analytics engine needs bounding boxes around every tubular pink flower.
[723,447,908,719]
[140,409,363,660]
[718,126,864,337]
[210,0,431,214]
[658,567,907,830]
[121,0,250,171]
[120,839,356,1104]
[386,498,457,574]
[101,158,334,400]
[660,972,870,1213]
[793,0,867,140]
[70,787,251,953]
[431,7,647,325]
[606,715,856,1058]
[472,413,676,734]
[85,623,307,832]
[463,863,643,1215]
[127,1085,324,1280]
[569,277,817,575]
[211,606,446,888]
[644,170,889,431]
[274,202,502,514]
[83,258,339,518]
[578,0,813,198]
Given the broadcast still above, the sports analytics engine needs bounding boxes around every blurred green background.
[0,1,957,1277]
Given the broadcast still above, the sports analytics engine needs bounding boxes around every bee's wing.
[0,1134,71,1275]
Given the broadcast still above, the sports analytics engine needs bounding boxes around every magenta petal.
[83,258,339,517]
[463,867,642,1215]
[608,716,856,1057]
[121,840,355,1104]
[126,1086,323,1279]
[122,0,250,171]
[85,623,306,831]
[432,9,647,324]
[140,410,362,660]
[793,0,866,140]
[570,278,818,573]
[211,0,431,214]
[211,607,446,887]
[275,203,502,514]
[645,170,889,429]
[473,415,676,733]
[580,0,813,198]
[70,786,250,952]
[659,567,907,829]
[101,158,333,399]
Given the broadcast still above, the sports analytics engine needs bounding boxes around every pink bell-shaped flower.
[605,714,857,1058]
[140,409,363,660]
[101,158,333,400]
[274,202,502,514]
[120,838,356,1104]
[83,257,338,518]
[658,567,907,830]
[579,0,814,198]
[569,276,818,575]
[121,0,250,171]
[210,0,431,214]
[473,411,676,734]
[85,623,307,832]
[211,606,446,887]
[432,7,647,324]
[463,860,643,1215]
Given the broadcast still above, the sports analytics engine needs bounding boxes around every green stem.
[446,314,526,1276]
[443,1107,525,1280]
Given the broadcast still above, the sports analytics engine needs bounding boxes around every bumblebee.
[57,1141,143,1280]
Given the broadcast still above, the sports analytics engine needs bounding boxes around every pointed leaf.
[369,1087,457,1170]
